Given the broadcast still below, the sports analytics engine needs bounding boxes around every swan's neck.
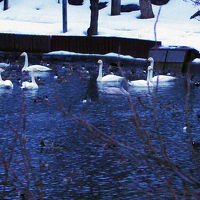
[97,63,103,81]
[22,53,28,71]
[150,60,154,81]
[147,69,150,83]
[31,71,36,84]
[0,72,3,82]
[148,69,153,82]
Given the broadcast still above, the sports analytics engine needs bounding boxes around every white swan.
[97,60,124,87]
[0,62,10,68]
[0,68,13,89]
[20,52,52,72]
[128,65,153,87]
[21,69,38,90]
[148,57,177,83]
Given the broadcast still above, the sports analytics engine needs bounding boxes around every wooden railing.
[0,33,161,58]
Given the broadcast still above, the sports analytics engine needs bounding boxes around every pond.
[0,61,200,199]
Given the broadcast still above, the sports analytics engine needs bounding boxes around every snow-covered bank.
[0,0,199,53]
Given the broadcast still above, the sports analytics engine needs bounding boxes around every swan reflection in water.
[83,74,129,104]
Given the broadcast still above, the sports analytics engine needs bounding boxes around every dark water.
[0,64,200,199]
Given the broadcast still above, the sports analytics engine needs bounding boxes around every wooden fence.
[0,33,161,58]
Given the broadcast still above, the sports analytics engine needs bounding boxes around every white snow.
[0,0,199,53]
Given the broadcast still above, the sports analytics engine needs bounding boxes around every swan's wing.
[152,75,176,82]
[4,80,13,88]
[101,74,123,82]
[129,80,148,87]
[21,81,38,89]
[28,65,52,71]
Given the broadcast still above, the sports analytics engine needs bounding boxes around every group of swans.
[0,52,52,90]
[20,52,52,89]
[128,57,177,87]
[96,57,177,95]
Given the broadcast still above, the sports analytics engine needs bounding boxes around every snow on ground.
[0,0,199,53]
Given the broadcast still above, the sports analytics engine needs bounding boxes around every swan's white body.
[151,75,177,82]
[0,63,10,68]
[148,57,177,83]
[0,68,13,89]
[21,69,38,90]
[21,52,52,72]
[97,60,124,87]
[128,65,153,87]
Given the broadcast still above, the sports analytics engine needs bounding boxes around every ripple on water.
[0,67,199,199]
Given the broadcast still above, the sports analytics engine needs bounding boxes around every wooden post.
[3,0,8,11]
[111,0,121,16]
[62,0,67,33]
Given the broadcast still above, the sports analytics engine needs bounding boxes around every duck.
[147,57,177,83]
[21,69,38,90]
[192,140,200,148]
[0,68,13,89]
[97,60,125,87]
[33,95,48,103]
[20,52,52,72]
[128,65,153,87]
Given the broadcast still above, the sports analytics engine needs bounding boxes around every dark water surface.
[0,64,200,199]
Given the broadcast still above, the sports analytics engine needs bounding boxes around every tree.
[3,0,8,11]
[111,0,121,16]
[139,0,154,19]
[87,0,99,36]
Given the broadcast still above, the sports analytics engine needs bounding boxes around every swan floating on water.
[0,62,10,68]
[97,60,124,87]
[21,69,38,90]
[148,57,177,83]
[0,68,13,89]
[20,52,52,72]
[128,65,153,87]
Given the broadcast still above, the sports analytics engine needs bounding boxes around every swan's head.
[97,60,103,65]
[148,57,154,62]
[0,68,5,73]
[20,52,27,57]
[148,57,154,64]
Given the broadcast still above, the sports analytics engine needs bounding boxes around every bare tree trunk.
[87,0,99,36]
[62,0,67,33]
[111,0,121,16]
[3,0,8,11]
[139,0,154,19]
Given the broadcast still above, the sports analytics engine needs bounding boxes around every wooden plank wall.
[0,33,161,58]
